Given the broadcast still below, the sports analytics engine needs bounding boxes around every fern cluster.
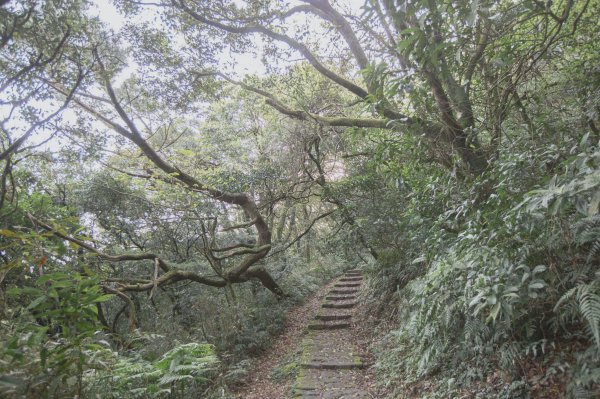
[83,342,218,398]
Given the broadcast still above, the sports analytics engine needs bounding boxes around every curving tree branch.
[48,56,288,296]
[175,0,369,99]
[206,72,398,129]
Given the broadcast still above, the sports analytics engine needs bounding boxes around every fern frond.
[572,215,600,264]
[556,283,600,350]
[499,342,521,369]
[577,285,600,350]
[158,374,194,385]
[555,286,579,311]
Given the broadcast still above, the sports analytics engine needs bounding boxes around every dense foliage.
[1,0,598,397]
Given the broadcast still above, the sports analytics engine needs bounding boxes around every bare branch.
[212,244,272,260]
[28,213,172,273]
[212,242,257,252]
[268,208,336,257]
[0,71,83,162]
[176,0,369,99]
[52,55,277,286]
[211,72,391,128]
[464,19,492,90]
[101,286,138,331]
[302,0,370,70]
[221,218,258,232]
[265,98,390,128]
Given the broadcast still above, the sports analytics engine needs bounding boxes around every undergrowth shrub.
[372,143,600,397]
[0,273,113,398]
[83,342,218,398]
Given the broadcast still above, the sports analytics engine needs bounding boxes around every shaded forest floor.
[230,280,335,398]
[231,275,383,398]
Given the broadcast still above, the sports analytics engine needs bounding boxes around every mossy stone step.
[325,295,356,301]
[294,389,367,399]
[294,387,367,399]
[335,282,361,287]
[294,369,368,398]
[322,302,356,309]
[300,363,362,370]
[294,392,319,398]
[315,313,352,321]
[308,321,351,330]
[300,359,363,370]
[329,289,358,295]
[339,277,362,282]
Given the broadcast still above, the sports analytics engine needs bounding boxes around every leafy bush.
[370,144,600,396]
[0,273,112,398]
[86,343,218,398]
[84,342,218,399]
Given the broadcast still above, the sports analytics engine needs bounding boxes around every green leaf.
[95,294,114,303]
[486,295,497,305]
[532,265,547,274]
[488,302,501,322]
[27,295,48,310]
[176,149,195,157]
[468,294,482,308]
[529,282,545,290]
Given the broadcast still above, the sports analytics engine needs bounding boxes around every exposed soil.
[231,272,385,399]
[231,279,337,399]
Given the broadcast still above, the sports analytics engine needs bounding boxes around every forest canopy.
[1,0,599,397]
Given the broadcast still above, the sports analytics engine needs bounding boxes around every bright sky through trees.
[1,0,366,152]
[89,0,367,77]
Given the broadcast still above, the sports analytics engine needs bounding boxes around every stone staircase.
[293,270,367,398]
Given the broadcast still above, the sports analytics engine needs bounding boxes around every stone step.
[322,302,356,309]
[300,360,363,370]
[294,389,367,399]
[329,289,358,295]
[295,391,368,398]
[294,369,368,398]
[300,331,363,369]
[315,313,352,321]
[346,269,362,273]
[293,274,368,399]
[308,321,351,330]
[339,277,362,282]
[325,295,356,301]
[294,393,319,398]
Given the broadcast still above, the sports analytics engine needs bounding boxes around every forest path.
[292,270,369,398]
[232,270,375,399]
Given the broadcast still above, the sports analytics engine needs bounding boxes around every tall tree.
[136,0,584,175]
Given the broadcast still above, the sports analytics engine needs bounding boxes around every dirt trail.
[231,279,336,399]
[293,270,368,398]
[232,270,377,399]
